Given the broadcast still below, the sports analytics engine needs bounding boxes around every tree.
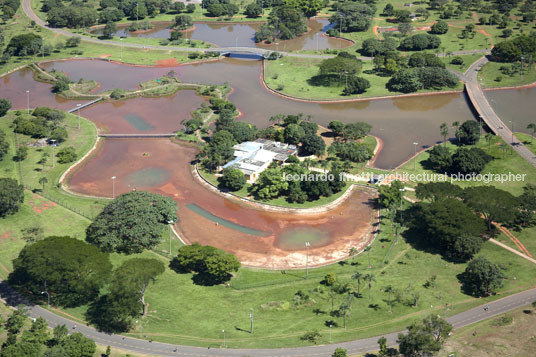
[0,178,24,217]
[21,317,49,345]
[0,130,10,161]
[170,243,241,284]
[254,5,307,42]
[21,224,44,243]
[300,135,325,156]
[173,14,192,29]
[338,294,353,328]
[86,191,178,254]
[440,122,449,145]
[463,186,519,232]
[220,167,246,191]
[405,199,486,262]
[343,76,370,95]
[382,3,394,16]
[456,120,480,145]
[13,146,28,162]
[56,146,77,164]
[332,347,347,357]
[102,21,117,39]
[342,122,371,141]
[52,79,69,93]
[171,1,185,12]
[398,23,413,35]
[316,53,362,86]
[6,306,28,336]
[328,120,344,137]
[387,69,422,93]
[517,184,536,227]
[283,0,324,18]
[451,147,493,175]
[0,98,11,117]
[460,257,505,296]
[430,20,449,34]
[9,236,112,307]
[330,2,374,33]
[415,182,462,202]
[378,180,404,209]
[351,271,363,295]
[6,33,43,56]
[46,332,96,357]
[427,145,452,172]
[111,258,165,316]
[383,285,395,313]
[38,177,48,192]
[65,36,81,48]
[244,3,262,17]
[364,273,375,300]
[527,123,536,141]
[397,315,452,356]
[283,124,305,145]
[186,3,195,13]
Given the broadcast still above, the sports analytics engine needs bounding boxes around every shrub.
[56,146,77,164]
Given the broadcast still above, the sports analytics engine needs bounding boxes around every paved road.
[1,280,535,356]
[464,56,536,167]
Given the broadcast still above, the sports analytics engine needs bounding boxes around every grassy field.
[479,61,536,88]
[515,132,536,155]
[263,56,463,101]
[442,53,484,73]
[393,135,536,196]
[438,306,536,357]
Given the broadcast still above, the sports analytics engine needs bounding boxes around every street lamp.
[41,291,50,308]
[478,115,483,139]
[77,103,81,130]
[222,329,226,348]
[413,142,418,170]
[50,139,56,168]
[249,308,254,334]
[135,320,142,338]
[329,324,332,344]
[509,120,515,145]
[344,70,349,89]
[305,241,310,280]
[26,90,30,116]
[111,176,117,198]
[120,38,123,61]
[168,220,174,256]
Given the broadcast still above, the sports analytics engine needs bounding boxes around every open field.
[479,61,536,88]
[394,135,536,196]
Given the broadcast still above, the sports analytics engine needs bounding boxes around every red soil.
[155,58,180,67]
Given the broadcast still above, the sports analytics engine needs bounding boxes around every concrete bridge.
[66,97,103,113]
[210,46,277,59]
[464,56,536,167]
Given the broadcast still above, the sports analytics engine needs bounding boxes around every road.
[1,280,535,356]
[464,56,536,167]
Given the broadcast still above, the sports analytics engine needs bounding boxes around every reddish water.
[40,58,475,168]
[80,90,205,134]
[67,138,376,268]
[0,67,89,111]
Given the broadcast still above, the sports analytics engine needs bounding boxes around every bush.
[430,20,449,34]
[110,89,125,99]
[451,56,464,65]
[0,98,12,117]
[56,146,77,164]
[65,36,81,48]
[52,79,70,93]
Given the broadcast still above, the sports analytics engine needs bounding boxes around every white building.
[223,139,297,183]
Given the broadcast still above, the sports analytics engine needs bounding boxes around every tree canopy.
[0,178,24,217]
[9,236,112,307]
[86,191,178,254]
[397,315,453,357]
[459,256,506,296]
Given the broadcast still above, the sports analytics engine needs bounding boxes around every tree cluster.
[13,107,68,142]
[0,177,24,218]
[1,309,96,357]
[5,33,43,57]
[202,0,239,17]
[1,0,20,20]
[387,67,458,93]
[427,145,493,174]
[491,35,536,62]
[399,33,441,51]
[254,5,307,42]
[329,2,375,33]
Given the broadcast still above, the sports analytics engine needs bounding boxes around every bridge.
[66,97,103,113]
[464,56,536,167]
[209,46,277,59]
[98,133,176,138]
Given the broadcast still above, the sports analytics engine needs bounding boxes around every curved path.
[1,279,535,356]
[464,56,536,167]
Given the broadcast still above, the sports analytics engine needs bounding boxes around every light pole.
[329,324,332,343]
[41,291,50,308]
[136,2,139,23]
[77,103,81,130]
[120,38,123,61]
[478,115,483,140]
[136,320,142,338]
[316,33,319,51]
[509,120,515,145]
[26,90,30,116]
[222,329,226,348]
[111,176,116,198]
[305,241,310,280]
[50,139,56,168]
[412,142,418,170]
[344,70,348,89]
[249,308,254,334]
[168,220,174,256]
[521,56,525,80]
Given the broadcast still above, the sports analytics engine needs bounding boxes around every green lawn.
[394,135,536,196]
[442,53,484,73]
[264,56,463,101]
[479,61,536,88]
[515,132,536,155]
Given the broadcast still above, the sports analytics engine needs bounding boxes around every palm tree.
[351,271,363,295]
[349,247,357,261]
[269,113,285,126]
[499,143,508,159]
[485,133,494,151]
[440,123,449,145]
[364,273,375,300]
[301,158,312,170]
[320,160,329,173]
[383,285,395,313]
[527,123,536,142]
[338,294,353,328]
[452,121,460,135]
[39,177,48,192]
[342,160,352,173]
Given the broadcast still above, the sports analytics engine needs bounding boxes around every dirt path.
[494,223,533,258]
